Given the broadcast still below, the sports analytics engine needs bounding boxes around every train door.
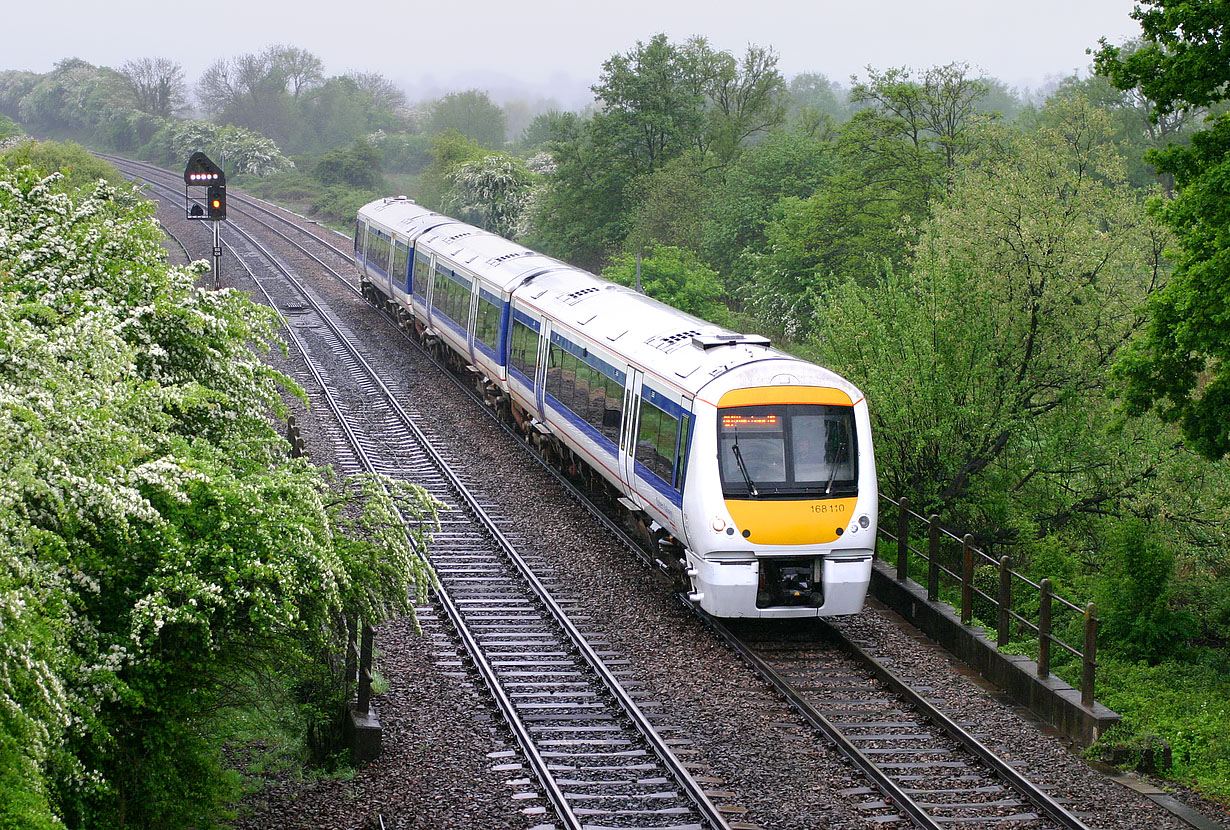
[353,220,366,270]
[618,368,644,499]
[534,319,550,418]
[465,281,479,365]
[422,254,437,327]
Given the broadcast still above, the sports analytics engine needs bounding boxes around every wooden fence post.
[1038,579,1052,678]
[997,555,1012,648]
[1082,603,1098,708]
[357,622,375,716]
[961,534,974,624]
[927,515,941,601]
[896,497,910,580]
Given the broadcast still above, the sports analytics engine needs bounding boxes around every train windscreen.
[718,404,856,498]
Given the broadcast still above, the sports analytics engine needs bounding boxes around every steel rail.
[822,621,1093,830]
[124,164,731,830]
[121,156,1095,830]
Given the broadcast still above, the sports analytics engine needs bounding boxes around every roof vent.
[692,333,771,350]
[488,250,535,266]
[647,329,702,353]
[559,287,600,306]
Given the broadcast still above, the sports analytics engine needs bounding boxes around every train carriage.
[356,196,877,619]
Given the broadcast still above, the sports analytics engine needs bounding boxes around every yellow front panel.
[724,497,859,545]
[718,386,853,407]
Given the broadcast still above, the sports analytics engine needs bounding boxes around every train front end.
[682,364,877,618]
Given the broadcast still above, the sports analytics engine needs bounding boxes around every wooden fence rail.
[879,494,1099,706]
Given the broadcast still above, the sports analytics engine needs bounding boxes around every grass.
[1089,658,1230,799]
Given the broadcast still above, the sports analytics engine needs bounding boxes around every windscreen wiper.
[824,427,849,496]
[731,436,759,497]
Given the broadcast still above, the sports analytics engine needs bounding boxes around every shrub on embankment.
[0,147,435,828]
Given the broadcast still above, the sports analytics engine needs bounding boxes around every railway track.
[112,155,1110,830]
[706,617,1090,829]
[114,158,738,830]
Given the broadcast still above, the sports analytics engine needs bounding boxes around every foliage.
[0,70,39,120]
[366,130,432,173]
[699,128,834,288]
[194,48,404,155]
[441,152,533,238]
[414,130,489,211]
[812,99,1169,533]
[0,157,436,827]
[1093,4,1230,461]
[1113,112,1230,460]
[423,89,506,148]
[142,119,294,176]
[0,140,121,190]
[601,245,731,325]
[1092,659,1230,798]
[1093,0,1230,117]
[739,63,1000,336]
[1096,520,1196,662]
[0,114,22,142]
[1026,68,1204,190]
[531,35,786,268]
[365,129,431,174]
[291,75,405,156]
[849,62,991,203]
[313,137,383,190]
[786,71,849,129]
[119,58,188,118]
[621,153,714,254]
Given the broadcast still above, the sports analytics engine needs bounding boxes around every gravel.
[142,177,1229,830]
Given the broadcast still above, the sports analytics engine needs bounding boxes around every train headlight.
[858,515,870,529]
[711,517,726,532]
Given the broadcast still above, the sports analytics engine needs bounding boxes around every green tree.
[0,70,39,120]
[1097,520,1196,662]
[415,129,489,210]
[532,35,784,268]
[1,139,122,189]
[742,63,997,336]
[813,99,1169,530]
[1095,3,1230,459]
[1093,1,1230,117]
[0,157,435,828]
[424,89,506,148]
[786,71,849,127]
[849,62,990,199]
[700,128,834,285]
[197,47,297,146]
[601,245,731,325]
[313,137,383,189]
[622,153,714,254]
[119,57,188,118]
[442,152,533,238]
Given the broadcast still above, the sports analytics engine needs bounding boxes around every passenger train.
[354,196,877,618]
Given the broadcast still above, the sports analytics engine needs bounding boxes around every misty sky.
[5,0,1142,106]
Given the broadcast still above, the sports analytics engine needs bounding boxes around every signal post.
[184,152,226,288]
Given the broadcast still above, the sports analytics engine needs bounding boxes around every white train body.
[355,196,877,618]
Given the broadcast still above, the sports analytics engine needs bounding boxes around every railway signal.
[206,184,226,220]
[183,152,226,288]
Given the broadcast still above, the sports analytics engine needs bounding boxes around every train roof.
[359,197,857,402]
[513,266,839,400]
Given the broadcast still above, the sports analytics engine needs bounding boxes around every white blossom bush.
[0,161,435,828]
[442,153,534,239]
[143,120,294,177]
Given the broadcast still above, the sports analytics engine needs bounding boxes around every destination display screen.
[720,412,781,431]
